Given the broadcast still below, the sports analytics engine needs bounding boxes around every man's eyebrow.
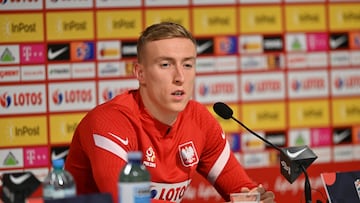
[155,56,196,62]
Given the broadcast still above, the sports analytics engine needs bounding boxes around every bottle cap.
[127,151,142,161]
[52,159,64,169]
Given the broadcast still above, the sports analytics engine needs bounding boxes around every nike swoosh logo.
[330,35,347,49]
[221,131,225,139]
[287,148,307,158]
[48,47,68,60]
[333,129,350,144]
[197,41,213,54]
[109,132,129,145]
[10,173,31,185]
[51,149,69,161]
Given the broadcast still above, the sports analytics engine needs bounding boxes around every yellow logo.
[46,11,94,41]
[329,4,360,31]
[96,10,142,39]
[240,6,283,33]
[193,7,236,35]
[0,116,47,147]
[285,4,326,31]
[0,13,44,43]
[289,99,330,127]
[145,8,190,29]
[332,98,360,126]
[242,102,286,130]
[49,113,85,144]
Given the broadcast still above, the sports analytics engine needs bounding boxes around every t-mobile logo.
[26,150,36,165]
[23,46,32,62]
[20,44,45,64]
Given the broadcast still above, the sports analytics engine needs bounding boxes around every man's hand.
[241,184,275,203]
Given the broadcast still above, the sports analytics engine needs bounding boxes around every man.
[65,22,275,203]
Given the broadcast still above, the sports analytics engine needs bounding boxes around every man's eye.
[161,63,170,68]
[184,64,193,69]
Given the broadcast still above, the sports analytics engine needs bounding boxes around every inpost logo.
[0,14,43,43]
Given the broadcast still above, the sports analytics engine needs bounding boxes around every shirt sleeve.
[194,104,257,202]
[65,103,139,203]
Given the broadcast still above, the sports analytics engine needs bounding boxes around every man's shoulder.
[97,90,138,110]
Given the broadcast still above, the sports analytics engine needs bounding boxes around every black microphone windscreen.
[213,102,233,119]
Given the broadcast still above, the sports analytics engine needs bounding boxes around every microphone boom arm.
[230,116,282,152]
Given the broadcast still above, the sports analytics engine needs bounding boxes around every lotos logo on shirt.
[178,141,198,167]
[150,180,191,203]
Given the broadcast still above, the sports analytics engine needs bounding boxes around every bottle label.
[118,182,151,203]
[43,185,76,199]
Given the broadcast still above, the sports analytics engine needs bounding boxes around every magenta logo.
[307,33,328,51]
[52,89,63,105]
[0,92,11,108]
[311,128,331,146]
[24,147,49,167]
[20,44,45,64]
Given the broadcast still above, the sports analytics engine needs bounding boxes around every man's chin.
[170,103,188,113]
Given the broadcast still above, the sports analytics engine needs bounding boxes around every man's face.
[136,37,196,118]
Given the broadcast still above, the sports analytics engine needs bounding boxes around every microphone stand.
[213,102,317,203]
[301,165,312,203]
[232,115,314,202]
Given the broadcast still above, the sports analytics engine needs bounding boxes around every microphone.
[213,102,318,185]
[213,102,282,152]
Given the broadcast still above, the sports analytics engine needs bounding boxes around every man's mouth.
[172,90,184,96]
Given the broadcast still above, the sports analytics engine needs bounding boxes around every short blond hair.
[137,22,196,62]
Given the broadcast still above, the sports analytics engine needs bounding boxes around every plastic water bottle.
[43,159,76,200]
[118,151,151,203]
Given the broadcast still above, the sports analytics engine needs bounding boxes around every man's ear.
[134,63,145,84]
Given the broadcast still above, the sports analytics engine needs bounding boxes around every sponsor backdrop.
[0,0,359,202]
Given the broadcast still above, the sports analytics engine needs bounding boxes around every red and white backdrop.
[0,0,359,202]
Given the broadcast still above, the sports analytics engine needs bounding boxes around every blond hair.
[137,22,196,62]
